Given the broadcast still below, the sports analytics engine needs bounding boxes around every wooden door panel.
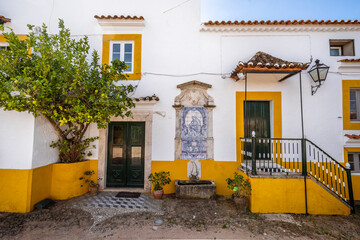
[126,123,145,187]
[107,122,145,188]
[244,101,271,160]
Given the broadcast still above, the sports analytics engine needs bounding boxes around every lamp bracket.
[311,84,320,95]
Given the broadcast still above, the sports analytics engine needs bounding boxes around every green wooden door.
[107,122,145,188]
[244,101,271,160]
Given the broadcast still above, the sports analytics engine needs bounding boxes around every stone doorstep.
[101,187,146,193]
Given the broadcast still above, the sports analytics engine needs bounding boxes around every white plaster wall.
[31,116,59,168]
[1,0,359,166]
[0,110,34,169]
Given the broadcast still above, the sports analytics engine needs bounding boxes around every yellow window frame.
[342,80,360,130]
[102,34,142,80]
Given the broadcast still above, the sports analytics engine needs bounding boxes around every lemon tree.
[0,20,134,163]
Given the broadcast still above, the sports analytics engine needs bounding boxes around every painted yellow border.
[102,34,142,80]
[344,147,360,200]
[0,35,27,42]
[236,92,282,162]
[342,80,360,130]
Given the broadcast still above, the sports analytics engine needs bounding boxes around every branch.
[44,115,66,140]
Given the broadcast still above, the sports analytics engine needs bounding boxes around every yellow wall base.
[0,160,98,213]
[239,171,351,215]
[151,160,239,196]
[50,160,98,200]
[0,169,33,213]
[352,175,360,200]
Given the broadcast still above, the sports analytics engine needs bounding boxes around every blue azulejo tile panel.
[181,106,207,160]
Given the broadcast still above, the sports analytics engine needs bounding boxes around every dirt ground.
[1,195,359,240]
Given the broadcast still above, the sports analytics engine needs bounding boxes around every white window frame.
[350,88,360,122]
[348,152,360,173]
[109,41,134,74]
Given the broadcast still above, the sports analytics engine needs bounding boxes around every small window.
[330,39,355,56]
[350,88,360,121]
[348,152,360,173]
[110,41,134,73]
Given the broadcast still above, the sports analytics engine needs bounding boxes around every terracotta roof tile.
[231,51,310,79]
[132,95,159,102]
[338,59,360,63]
[204,19,360,26]
[94,15,144,20]
[0,15,11,24]
[345,134,360,140]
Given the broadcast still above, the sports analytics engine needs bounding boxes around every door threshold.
[101,187,146,193]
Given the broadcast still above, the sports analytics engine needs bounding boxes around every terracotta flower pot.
[234,197,249,213]
[89,185,99,196]
[153,189,164,200]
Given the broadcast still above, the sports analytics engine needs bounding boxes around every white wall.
[31,116,59,168]
[0,110,34,169]
[1,0,359,167]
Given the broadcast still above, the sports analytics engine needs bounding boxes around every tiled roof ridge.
[339,59,360,63]
[0,15,11,23]
[94,15,144,20]
[132,95,159,102]
[204,19,360,26]
[345,134,360,139]
[231,51,310,79]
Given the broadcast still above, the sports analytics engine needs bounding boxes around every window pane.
[350,90,356,100]
[350,90,358,120]
[112,146,123,165]
[131,146,142,166]
[112,53,120,61]
[124,53,132,62]
[130,125,143,145]
[113,126,124,145]
[330,49,339,56]
[124,63,132,72]
[113,43,121,53]
[124,43,132,52]
[348,154,354,171]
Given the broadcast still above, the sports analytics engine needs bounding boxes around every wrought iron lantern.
[308,59,329,95]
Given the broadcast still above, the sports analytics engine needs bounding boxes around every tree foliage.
[0,20,135,163]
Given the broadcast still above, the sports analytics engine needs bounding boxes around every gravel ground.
[0,194,359,239]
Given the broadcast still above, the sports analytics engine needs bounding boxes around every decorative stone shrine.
[173,80,215,178]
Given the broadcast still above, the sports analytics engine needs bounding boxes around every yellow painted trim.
[0,34,27,42]
[102,34,142,80]
[342,80,360,130]
[344,147,360,200]
[236,92,282,163]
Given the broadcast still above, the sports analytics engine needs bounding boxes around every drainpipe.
[244,72,248,175]
[299,72,308,215]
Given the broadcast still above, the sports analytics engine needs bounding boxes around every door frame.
[98,110,154,191]
[236,92,282,163]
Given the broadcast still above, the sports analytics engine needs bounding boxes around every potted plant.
[226,172,251,213]
[80,170,102,195]
[148,171,171,200]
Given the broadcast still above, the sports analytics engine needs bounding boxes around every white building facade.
[0,0,360,213]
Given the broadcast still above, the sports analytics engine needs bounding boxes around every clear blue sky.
[201,0,360,21]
